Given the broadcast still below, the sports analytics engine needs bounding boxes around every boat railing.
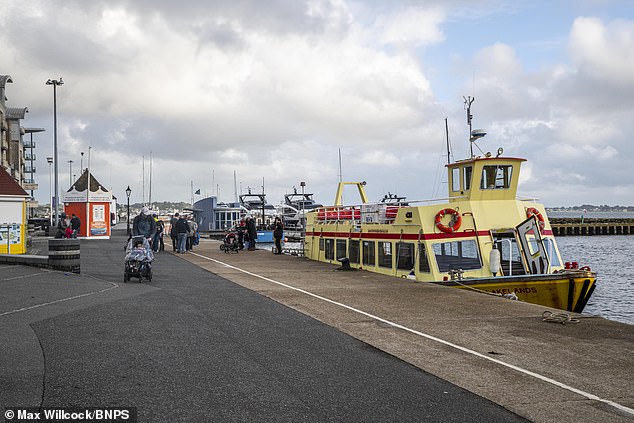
[315,204,403,225]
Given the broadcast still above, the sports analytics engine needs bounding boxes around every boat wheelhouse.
[303,105,596,312]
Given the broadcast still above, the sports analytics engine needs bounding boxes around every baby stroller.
[220,231,240,253]
[124,235,154,282]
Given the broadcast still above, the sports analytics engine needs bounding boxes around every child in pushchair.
[124,235,154,282]
[219,231,240,253]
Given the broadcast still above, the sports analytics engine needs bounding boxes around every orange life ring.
[526,207,545,230]
[435,208,462,233]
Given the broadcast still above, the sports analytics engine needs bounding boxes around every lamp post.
[126,185,132,235]
[46,77,63,227]
[68,160,73,188]
[47,157,53,227]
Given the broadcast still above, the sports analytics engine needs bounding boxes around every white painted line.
[191,251,634,417]
[1,269,53,281]
[0,278,119,317]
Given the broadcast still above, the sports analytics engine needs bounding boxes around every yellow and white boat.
[304,102,597,313]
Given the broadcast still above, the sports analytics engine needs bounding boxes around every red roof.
[0,167,28,197]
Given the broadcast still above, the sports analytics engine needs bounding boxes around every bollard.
[48,238,81,273]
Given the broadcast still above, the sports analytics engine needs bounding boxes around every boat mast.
[464,96,475,158]
[445,118,452,165]
[148,151,152,209]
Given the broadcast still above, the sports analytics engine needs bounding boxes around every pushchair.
[219,231,240,253]
[124,235,154,282]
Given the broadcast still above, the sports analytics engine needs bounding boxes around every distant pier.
[550,218,634,236]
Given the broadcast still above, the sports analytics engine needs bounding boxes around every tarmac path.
[0,231,528,422]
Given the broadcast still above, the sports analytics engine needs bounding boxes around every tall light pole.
[46,77,63,227]
[126,185,132,235]
[47,157,53,227]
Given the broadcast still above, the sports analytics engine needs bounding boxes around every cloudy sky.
[2,0,633,208]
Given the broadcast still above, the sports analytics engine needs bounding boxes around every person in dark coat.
[70,214,81,238]
[273,217,284,254]
[246,216,257,251]
[174,214,189,253]
[132,207,156,240]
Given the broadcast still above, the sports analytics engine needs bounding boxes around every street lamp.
[68,160,73,188]
[126,185,132,235]
[46,77,63,227]
[47,157,53,227]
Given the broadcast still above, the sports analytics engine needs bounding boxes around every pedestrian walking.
[132,207,157,242]
[246,216,257,251]
[70,214,81,238]
[175,214,189,253]
[273,216,283,254]
[169,213,179,251]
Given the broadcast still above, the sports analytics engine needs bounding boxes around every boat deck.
[185,238,634,423]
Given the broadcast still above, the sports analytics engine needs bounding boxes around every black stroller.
[124,235,154,282]
[220,231,240,253]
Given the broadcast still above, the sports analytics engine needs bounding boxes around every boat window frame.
[418,243,431,273]
[396,242,414,270]
[349,239,360,264]
[362,240,376,267]
[542,238,561,267]
[480,164,513,190]
[432,239,482,272]
[451,167,461,192]
[324,238,335,260]
[336,239,347,260]
[378,241,393,268]
[464,166,473,191]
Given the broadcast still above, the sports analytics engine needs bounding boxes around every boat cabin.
[447,156,525,202]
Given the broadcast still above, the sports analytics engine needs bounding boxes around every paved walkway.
[1,231,530,422]
[181,237,634,423]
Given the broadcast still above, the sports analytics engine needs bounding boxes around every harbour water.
[556,235,634,325]
[548,210,634,325]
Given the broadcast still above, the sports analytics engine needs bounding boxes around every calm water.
[556,236,634,325]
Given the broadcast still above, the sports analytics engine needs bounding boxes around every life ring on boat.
[526,207,545,230]
[435,208,462,233]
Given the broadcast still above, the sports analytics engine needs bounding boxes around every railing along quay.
[550,218,634,236]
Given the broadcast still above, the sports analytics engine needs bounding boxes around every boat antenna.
[464,96,487,158]
[445,117,452,165]
[464,96,475,158]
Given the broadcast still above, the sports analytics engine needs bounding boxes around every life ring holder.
[435,208,462,233]
[526,207,545,230]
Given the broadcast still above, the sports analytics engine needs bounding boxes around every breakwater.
[550,218,634,236]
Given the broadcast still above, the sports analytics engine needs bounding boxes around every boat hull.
[434,270,596,312]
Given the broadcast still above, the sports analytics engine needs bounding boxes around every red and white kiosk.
[62,169,111,239]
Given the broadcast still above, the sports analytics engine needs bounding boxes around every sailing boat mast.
[148,151,152,208]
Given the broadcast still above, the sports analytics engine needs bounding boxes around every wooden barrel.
[48,239,81,273]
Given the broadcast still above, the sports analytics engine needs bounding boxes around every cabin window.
[362,241,375,266]
[464,166,473,190]
[396,242,414,270]
[542,238,561,267]
[319,238,324,251]
[324,239,335,260]
[527,237,560,267]
[378,242,393,268]
[481,165,513,189]
[336,239,347,260]
[418,243,431,272]
[433,240,482,272]
[452,168,461,192]
[349,240,360,264]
